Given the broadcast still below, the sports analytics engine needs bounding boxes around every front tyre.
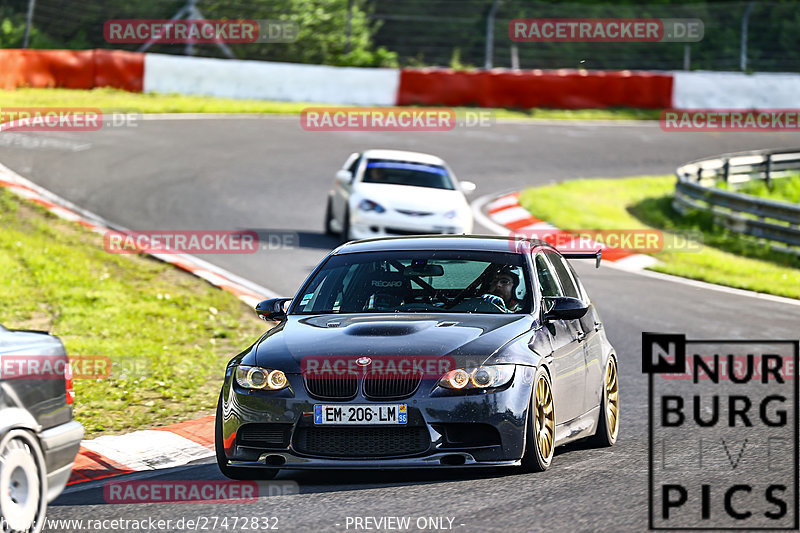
[215,395,278,481]
[324,197,336,236]
[589,356,620,447]
[519,368,555,473]
[340,206,351,242]
[0,429,47,533]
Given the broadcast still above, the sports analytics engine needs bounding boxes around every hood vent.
[344,323,423,337]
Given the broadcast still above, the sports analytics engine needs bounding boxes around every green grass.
[720,174,800,204]
[0,188,267,437]
[518,176,800,299]
[0,87,660,121]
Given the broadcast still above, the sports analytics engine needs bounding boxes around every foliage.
[517,176,800,299]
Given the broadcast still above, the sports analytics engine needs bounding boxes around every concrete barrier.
[673,71,800,109]
[0,49,143,92]
[143,53,400,106]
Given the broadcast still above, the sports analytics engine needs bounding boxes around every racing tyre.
[340,207,351,242]
[215,395,278,481]
[519,368,555,473]
[324,197,336,236]
[0,429,47,533]
[589,356,620,447]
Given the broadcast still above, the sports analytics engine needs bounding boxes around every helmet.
[493,265,525,300]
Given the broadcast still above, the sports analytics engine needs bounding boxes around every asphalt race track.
[3,118,800,532]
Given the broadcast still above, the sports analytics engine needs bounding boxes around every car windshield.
[291,250,531,315]
[361,159,455,190]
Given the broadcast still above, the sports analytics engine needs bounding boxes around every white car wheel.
[0,430,47,533]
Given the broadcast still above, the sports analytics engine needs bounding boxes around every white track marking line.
[489,206,535,224]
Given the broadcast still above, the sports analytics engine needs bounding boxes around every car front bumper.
[219,366,534,470]
[349,211,472,240]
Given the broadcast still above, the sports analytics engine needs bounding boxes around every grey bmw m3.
[215,235,619,479]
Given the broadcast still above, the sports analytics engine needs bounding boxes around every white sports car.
[324,150,476,241]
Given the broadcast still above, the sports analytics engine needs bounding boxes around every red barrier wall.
[0,49,144,92]
[397,68,673,109]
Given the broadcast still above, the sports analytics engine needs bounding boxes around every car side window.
[347,155,361,175]
[565,261,589,302]
[548,254,582,299]
[535,254,562,297]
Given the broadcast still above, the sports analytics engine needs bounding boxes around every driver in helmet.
[481,265,523,312]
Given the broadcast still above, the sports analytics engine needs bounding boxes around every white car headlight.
[358,199,386,213]
[235,366,288,390]
[443,209,458,219]
[438,365,514,391]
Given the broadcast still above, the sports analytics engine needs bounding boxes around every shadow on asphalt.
[242,228,342,251]
[53,438,606,507]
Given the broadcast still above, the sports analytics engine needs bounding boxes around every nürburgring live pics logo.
[643,332,799,530]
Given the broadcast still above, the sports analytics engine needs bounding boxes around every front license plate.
[314,404,407,425]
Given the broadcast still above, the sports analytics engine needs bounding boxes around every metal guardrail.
[674,148,800,251]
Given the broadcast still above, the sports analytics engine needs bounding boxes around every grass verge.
[720,173,800,204]
[0,188,267,437]
[0,88,661,121]
[517,176,800,299]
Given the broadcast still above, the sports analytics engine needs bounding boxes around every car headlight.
[438,365,514,391]
[443,209,458,219]
[358,199,386,213]
[235,366,288,390]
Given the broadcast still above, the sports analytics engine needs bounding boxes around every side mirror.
[459,181,477,194]
[255,298,292,321]
[542,296,588,321]
[335,170,353,185]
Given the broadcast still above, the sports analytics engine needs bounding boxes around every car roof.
[333,234,556,255]
[361,149,446,166]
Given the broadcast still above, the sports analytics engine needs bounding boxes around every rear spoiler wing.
[561,250,602,268]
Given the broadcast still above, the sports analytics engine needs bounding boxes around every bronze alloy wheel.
[605,358,620,441]
[590,356,620,447]
[534,374,556,462]
[520,369,555,472]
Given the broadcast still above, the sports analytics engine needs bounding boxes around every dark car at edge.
[0,325,84,533]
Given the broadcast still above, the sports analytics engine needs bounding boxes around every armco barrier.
[397,68,673,109]
[674,148,800,251]
[0,49,143,92]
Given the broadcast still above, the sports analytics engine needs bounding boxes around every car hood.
[355,183,468,213]
[250,314,534,372]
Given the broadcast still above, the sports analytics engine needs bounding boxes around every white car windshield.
[361,160,455,190]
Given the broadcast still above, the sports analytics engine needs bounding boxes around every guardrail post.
[722,159,730,184]
[764,154,772,189]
